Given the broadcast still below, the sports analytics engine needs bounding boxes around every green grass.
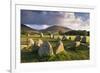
[21,34,90,45]
[21,34,90,63]
[21,48,89,63]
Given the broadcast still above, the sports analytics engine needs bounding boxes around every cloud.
[26,24,50,30]
[56,12,90,30]
[21,10,90,31]
[21,10,64,25]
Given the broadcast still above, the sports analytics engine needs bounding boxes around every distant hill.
[40,25,71,33]
[21,24,39,33]
[21,24,72,34]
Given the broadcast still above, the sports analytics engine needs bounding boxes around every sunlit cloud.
[56,12,89,30]
[21,10,90,31]
[26,24,50,30]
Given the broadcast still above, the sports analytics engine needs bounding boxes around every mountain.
[21,24,72,34]
[21,24,39,33]
[40,25,71,33]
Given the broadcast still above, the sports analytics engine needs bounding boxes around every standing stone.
[38,41,54,56]
[36,39,43,47]
[55,40,65,54]
[27,33,30,37]
[50,34,54,39]
[74,35,81,41]
[28,38,34,47]
[40,32,44,38]
[81,36,86,43]
[65,41,80,51]
[26,33,30,47]
[62,35,67,40]
[75,41,81,47]
[26,38,35,51]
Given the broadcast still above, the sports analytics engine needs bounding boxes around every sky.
[21,10,90,31]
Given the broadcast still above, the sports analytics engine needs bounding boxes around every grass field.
[21,34,90,45]
[21,34,90,63]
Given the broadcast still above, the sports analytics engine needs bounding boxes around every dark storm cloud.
[21,10,65,25]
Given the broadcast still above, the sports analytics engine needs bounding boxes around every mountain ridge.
[40,25,71,33]
[21,24,72,33]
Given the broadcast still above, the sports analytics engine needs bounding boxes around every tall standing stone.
[26,33,30,47]
[38,41,54,56]
[40,32,44,38]
[55,40,65,54]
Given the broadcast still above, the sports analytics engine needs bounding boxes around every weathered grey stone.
[55,40,65,54]
[81,36,86,43]
[74,35,81,41]
[38,41,54,56]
